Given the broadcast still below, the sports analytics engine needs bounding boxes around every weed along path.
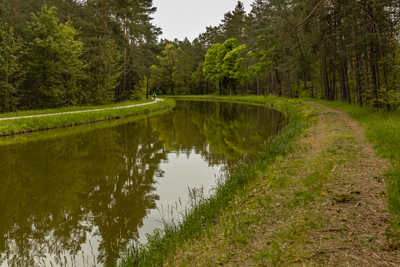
[170,101,399,266]
[0,99,164,121]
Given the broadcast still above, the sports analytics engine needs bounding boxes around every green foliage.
[203,38,248,95]
[87,39,123,105]
[203,43,221,83]
[0,25,24,112]
[223,42,248,85]
[190,62,207,94]
[248,42,275,78]
[0,0,161,112]
[151,43,179,95]
[25,5,85,108]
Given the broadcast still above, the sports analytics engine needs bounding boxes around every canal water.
[0,100,286,267]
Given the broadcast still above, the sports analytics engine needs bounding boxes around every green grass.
[0,99,175,136]
[0,99,153,119]
[299,97,400,238]
[0,108,173,147]
[117,96,308,267]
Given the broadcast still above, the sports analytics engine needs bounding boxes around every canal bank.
[0,98,175,136]
[118,96,399,266]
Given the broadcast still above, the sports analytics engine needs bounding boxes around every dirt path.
[0,99,163,121]
[169,101,399,266]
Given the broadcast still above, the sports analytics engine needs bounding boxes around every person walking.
[153,92,156,100]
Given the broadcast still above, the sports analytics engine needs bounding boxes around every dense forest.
[0,0,400,112]
[0,0,160,111]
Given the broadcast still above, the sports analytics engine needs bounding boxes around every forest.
[0,0,400,112]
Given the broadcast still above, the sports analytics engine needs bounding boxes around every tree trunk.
[331,59,337,101]
[343,59,351,104]
[256,76,260,96]
[186,63,190,95]
[276,70,282,97]
[5,59,9,112]
[287,72,292,98]
[369,43,380,109]
[311,74,314,98]
[321,46,330,100]
[143,78,148,100]
[355,54,362,106]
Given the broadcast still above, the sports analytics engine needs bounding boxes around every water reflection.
[0,101,286,267]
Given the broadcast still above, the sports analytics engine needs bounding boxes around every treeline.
[0,0,160,112]
[152,0,400,110]
[2,0,400,112]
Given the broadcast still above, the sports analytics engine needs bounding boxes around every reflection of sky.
[0,101,284,267]
[0,152,222,267]
[138,151,222,243]
[0,228,101,267]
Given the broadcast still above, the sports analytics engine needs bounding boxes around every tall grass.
[300,97,400,238]
[117,98,308,266]
[0,99,175,136]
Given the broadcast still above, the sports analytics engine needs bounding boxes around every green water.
[0,100,286,267]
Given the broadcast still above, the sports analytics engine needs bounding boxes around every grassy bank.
[172,95,400,230]
[299,97,400,237]
[0,108,173,147]
[117,96,311,266]
[0,99,152,119]
[0,99,175,136]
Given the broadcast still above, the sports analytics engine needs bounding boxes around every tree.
[203,38,247,95]
[151,43,179,95]
[25,5,85,108]
[203,43,222,94]
[220,1,247,44]
[87,39,123,105]
[0,25,23,112]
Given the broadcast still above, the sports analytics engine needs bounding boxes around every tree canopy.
[1,0,400,110]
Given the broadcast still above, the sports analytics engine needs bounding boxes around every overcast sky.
[151,0,254,42]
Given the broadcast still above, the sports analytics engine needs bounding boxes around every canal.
[0,100,286,267]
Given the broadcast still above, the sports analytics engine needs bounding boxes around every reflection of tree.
[0,118,167,266]
[151,101,227,166]
[204,102,285,160]
[85,119,167,265]
[151,101,286,163]
[0,100,285,267]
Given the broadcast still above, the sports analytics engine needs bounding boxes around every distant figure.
[153,92,156,100]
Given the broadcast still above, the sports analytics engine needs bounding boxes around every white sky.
[151,0,254,42]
